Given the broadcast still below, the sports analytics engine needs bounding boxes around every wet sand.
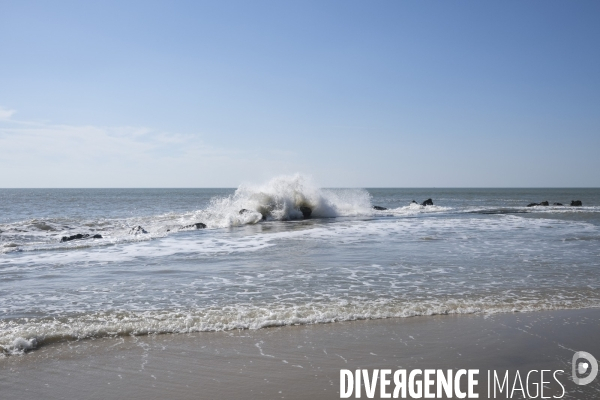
[2,308,600,399]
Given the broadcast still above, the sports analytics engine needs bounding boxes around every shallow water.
[1,176,599,354]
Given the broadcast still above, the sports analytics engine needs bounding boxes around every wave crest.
[2,297,598,355]
[208,174,372,223]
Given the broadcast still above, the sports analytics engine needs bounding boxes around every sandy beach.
[2,308,599,400]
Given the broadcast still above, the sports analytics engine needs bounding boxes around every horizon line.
[1,187,599,190]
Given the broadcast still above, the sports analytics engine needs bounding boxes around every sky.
[1,0,599,188]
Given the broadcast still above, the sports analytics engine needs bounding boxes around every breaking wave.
[3,296,599,355]
[0,175,449,253]
[199,174,373,223]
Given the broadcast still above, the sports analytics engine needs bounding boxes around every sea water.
[1,175,599,355]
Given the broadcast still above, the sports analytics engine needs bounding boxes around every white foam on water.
[0,175,377,253]
[2,296,599,355]
[2,212,596,267]
[463,205,600,215]
[200,174,373,222]
[4,175,596,254]
[2,184,599,356]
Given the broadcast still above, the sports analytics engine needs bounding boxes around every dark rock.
[299,206,312,219]
[92,234,102,239]
[60,234,89,242]
[239,209,251,215]
[553,203,563,206]
[421,198,433,206]
[410,200,418,205]
[373,206,387,211]
[183,222,206,229]
[256,204,274,221]
[571,200,582,207]
[527,201,550,207]
[129,226,148,235]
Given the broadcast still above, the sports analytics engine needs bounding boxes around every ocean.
[1,176,599,356]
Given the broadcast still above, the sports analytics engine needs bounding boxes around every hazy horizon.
[1,185,599,189]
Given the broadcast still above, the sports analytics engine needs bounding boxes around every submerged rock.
[299,206,312,219]
[239,209,251,215]
[571,200,583,206]
[527,201,549,207]
[60,234,87,242]
[553,202,563,206]
[421,198,433,206]
[60,233,102,242]
[183,222,206,230]
[129,226,148,235]
[410,200,418,205]
[373,205,387,211]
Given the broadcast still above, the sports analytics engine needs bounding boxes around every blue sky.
[1,0,599,187]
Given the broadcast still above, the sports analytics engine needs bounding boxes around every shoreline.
[3,303,600,356]
[2,308,600,399]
